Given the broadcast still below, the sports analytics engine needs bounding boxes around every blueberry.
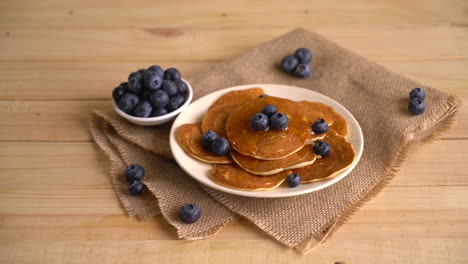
[293,63,312,78]
[128,71,142,80]
[261,104,278,117]
[134,100,153,118]
[294,48,312,63]
[128,77,143,94]
[313,141,331,157]
[149,90,169,108]
[125,164,145,182]
[172,95,186,107]
[119,82,129,90]
[141,90,153,101]
[176,80,189,94]
[179,203,201,224]
[408,98,425,115]
[128,180,144,195]
[138,69,146,75]
[259,94,268,98]
[312,119,328,134]
[144,72,163,91]
[150,107,168,117]
[201,130,218,149]
[162,80,178,97]
[118,93,140,114]
[210,137,230,156]
[147,65,164,77]
[281,55,299,73]
[164,68,181,82]
[409,88,426,100]
[269,112,289,130]
[166,96,183,112]
[112,86,126,102]
[286,173,301,187]
[250,113,269,131]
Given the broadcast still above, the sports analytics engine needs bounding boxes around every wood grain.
[0,0,467,262]
[1,27,467,62]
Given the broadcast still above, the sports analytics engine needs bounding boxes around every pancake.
[226,96,311,160]
[294,134,355,183]
[201,104,239,138]
[230,144,316,176]
[176,123,232,164]
[210,164,291,191]
[298,101,348,138]
[209,87,265,109]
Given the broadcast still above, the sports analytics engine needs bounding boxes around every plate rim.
[169,84,364,198]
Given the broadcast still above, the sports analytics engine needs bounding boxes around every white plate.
[169,84,364,198]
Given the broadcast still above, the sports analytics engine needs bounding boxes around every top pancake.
[294,134,355,183]
[176,123,232,164]
[298,101,349,138]
[202,88,266,138]
[209,87,265,109]
[226,96,311,160]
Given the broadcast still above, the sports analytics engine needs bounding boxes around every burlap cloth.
[89,28,461,254]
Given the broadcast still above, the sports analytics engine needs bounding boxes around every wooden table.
[1,0,467,263]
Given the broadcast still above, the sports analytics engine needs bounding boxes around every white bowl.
[112,79,193,126]
[170,84,364,198]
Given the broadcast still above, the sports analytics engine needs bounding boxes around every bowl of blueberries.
[112,65,193,126]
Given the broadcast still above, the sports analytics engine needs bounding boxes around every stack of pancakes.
[176,88,356,191]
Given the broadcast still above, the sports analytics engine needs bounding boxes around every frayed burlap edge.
[294,95,462,254]
[89,112,161,220]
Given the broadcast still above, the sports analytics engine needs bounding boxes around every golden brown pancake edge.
[209,87,265,109]
[230,144,316,176]
[295,134,355,183]
[176,123,232,164]
[209,163,291,191]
